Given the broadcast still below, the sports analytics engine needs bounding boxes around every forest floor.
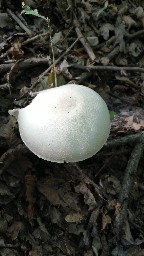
[0,0,144,255]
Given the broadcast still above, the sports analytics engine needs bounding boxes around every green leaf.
[109,111,116,120]
[95,0,108,18]
[23,6,46,20]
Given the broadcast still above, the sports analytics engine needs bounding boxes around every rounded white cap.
[11,84,110,162]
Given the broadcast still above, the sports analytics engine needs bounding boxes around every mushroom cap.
[11,84,110,162]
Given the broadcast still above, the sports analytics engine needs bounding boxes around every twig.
[0,33,49,60]
[0,33,26,56]
[106,46,120,60]
[0,57,49,75]
[67,163,108,199]
[31,38,79,89]
[105,133,142,148]
[46,18,57,87]
[16,11,29,26]
[89,28,144,56]
[73,16,96,61]
[92,28,144,62]
[126,29,144,40]
[22,32,49,46]
[7,8,32,36]
[77,71,93,84]
[60,26,74,45]
[114,139,144,241]
[68,63,144,73]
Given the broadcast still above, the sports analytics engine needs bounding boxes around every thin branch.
[69,63,144,73]
[114,140,144,241]
[31,38,79,89]
[106,46,120,60]
[0,58,49,75]
[7,8,32,36]
[105,133,142,148]
[126,29,144,39]
[22,32,49,46]
[73,16,96,61]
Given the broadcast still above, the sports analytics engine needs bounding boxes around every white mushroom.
[9,84,110,163]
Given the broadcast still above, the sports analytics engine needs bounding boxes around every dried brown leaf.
[0,117,20,147]
[82,0,92,13]
[111,109,144,133]
[75,182,97,211]
[38,185,63,206]
[3,153,33,179]
[107,176,121,194]
[122,16,137,29]
[6,221,25,240]
[101,209,111,230]
[28,246,43,256]
[37,178,66,207]
[100,57,110,65]
[115,202,121,216]
[84,250,94,256]
[125,247,144,256]
[49,207,62,225]
[140,16,144,27]
[65,212,83,223]
[124,220,133,242]
[118,5,128,16]
[124,116,143,131]
[62,193,81,211]
[133,5,144,26]
[8,40,24,59]
[48,64,55,88]
[59,59,73,80]
[0,182,13,197]
[100,23,114,40]
[133,6,144,19]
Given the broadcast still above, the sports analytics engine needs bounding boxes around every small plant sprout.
[9,84,111,163]
[23,6,57,87]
